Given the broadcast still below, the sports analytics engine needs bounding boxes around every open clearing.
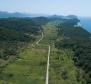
[0,45,48,84]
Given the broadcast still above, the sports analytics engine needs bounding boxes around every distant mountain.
[0,11,78,19]
[67,15,78,19]
[0,11,30,18]
[0,11,49,18]
[47,15,78,20]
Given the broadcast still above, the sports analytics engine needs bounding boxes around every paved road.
[45,45,50,84]
[36,32,50,84]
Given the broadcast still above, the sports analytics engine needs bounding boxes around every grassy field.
[0,44,48,84]
[41,22,58,45]
[49,48,86,84]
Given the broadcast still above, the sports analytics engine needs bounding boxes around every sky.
[0,0,91,16]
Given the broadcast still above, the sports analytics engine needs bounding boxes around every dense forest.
[0,17,48,60]
[55,19,91,84]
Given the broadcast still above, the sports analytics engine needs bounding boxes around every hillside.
[0,17,91,84]
[0,17,44,61]
[56,19,91,84]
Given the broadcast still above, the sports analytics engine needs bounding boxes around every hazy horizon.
[0,0,91,17]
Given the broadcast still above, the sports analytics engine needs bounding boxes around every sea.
[79,17,91,33]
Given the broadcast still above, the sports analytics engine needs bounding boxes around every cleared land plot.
[40,22,58,44]
[0,45,48,84]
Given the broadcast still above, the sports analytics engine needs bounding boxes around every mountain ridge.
[0,11,77,19]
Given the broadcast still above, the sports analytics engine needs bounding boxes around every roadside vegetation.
[49,48,86,84]
[56,19,91,84]
[42,21,86,84]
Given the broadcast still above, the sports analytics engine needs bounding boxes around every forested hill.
[55,18,91,84]
[0,17,48,60]
[0,16,91,84]
[0,17,90,58]
[57,19,91,39]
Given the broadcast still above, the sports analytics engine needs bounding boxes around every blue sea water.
[79,17,91,33]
